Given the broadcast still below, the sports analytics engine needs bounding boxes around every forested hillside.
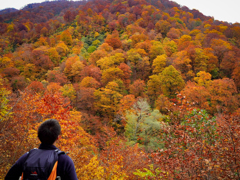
[0,0,240,179]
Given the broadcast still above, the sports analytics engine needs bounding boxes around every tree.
[71,60,85,82]
[0,77,11,121]
[155,20,171,37]
[89,49,108,65]
[64,10,75,23]
[203,48,219,78]
[210,39,231,68]
[194,71,212,87]
[47,69,68,86]
[207,78,239,114]
[126,48,142,80]
[27,81,45,94]
[118,63,132,89]
[232,63,240,91]
[75,86,96,113]
[155,94,172,114]
[118,94,136,118]
[105,32,122,49]
[17,62,32,79]
[80,65,102,82]
[105,37,122,50]
[167,28,181,39]
[31,49,54,71]
[2,67,20,79]
[163,38,178,57]
[56,41,69,57]
[135,41,152,55]
[149,41,165,61]
[11,76,27,92]
[129,79,146,98]
[173,50,194,81]
[98,43,113,53]
[61,30,73,46]
[78,156,104,179]
[64,55,84,82]
[48,48,60,66]
[125,98,165,151]
[220,51,239,78]
[159,65,185,98]
[193,48,208,73]
[0,56,14,72]
[177,35,192,51]
[136,57,151,81]
[101,67,124,86]
[110,53,125,65]
[180,81,210,110]
[60,83,76,102]
[152,54,167,74]
[100,137,150,179]
[147,74,162,105]
[96,57,115,70]
[80,76,100,89]
[94,81,123,118]
[130,33,148,46]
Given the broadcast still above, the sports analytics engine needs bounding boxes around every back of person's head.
[38,119,61,145]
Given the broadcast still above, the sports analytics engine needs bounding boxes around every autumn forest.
[0,0,240,179]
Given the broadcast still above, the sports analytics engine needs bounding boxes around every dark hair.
[38,119,61,145]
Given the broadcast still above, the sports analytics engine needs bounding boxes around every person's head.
[38,119,61,145]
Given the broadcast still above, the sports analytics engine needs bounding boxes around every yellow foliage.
[72,45,82,55]
[61,30,73,46]
[110,53,125,65]
[80,76,100,89]
[56,41,69,57]
[21,63,37,80]
[101,67,124,85]
[34,37,49,48]
[94,32,100,38]
[211,39,232,50]
[94,85,123,118]
[0,78,11,121]
[152,54,167,74]
[71,60,85,77]
[0,56,14,71]
[218,24,228,33]
[127,48,142,65]
[77,156,104,180]
[60,84,76,101]
[194,71,212,87]
[96,57,115,70]
[147,74,162,98]
[92,39,101,46]
[64,55,81,78]
[48,48,60,65]
[99,43,113,53]
[7,24,14,32]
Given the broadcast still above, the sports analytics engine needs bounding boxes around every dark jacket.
[5,144,78,180]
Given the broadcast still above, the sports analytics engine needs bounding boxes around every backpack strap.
[20,149,35,180]
[47,161,58,180]
[55,149,65,155]
[48,149,65,180]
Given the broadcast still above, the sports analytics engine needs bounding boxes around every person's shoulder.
[58,153,74,164]
[17,152,29,164]
[57,153,77,180]
[4,152,30,179]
